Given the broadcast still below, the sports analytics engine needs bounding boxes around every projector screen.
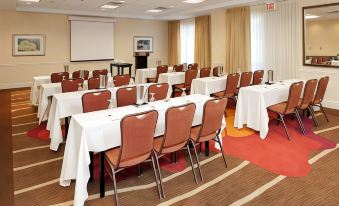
[70,18,114,61]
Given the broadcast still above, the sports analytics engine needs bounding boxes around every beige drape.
[168,20,181,65]
[194,15,211,68]
[225,7,251,73]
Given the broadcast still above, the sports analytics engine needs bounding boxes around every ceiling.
[305,5,339,21]
[15,0,264,20]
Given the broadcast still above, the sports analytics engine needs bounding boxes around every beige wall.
[0,11,168,88]
[305,18,339,56]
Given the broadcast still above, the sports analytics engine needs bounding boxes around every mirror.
[303,3,339,68]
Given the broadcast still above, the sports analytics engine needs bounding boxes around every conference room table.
[158,71,200,96]
[234,79,303,139]
[47,82,148,151]
[59,94,226,206]
[134,66,173,84]
[190,76,227,96]
[30,76,51,106]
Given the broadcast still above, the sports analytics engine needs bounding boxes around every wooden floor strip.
[12,132,27,137]
[11,107,33,112]
[11,101,31,106]
[314,125,339,134]
[12,121,38,127]
[12,113,37,119]
[229,144,339,206]
[13,145,50,154]
[13,157,63,171]
[14,178,60,195]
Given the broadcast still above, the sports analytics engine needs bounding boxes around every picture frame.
[133,36,153,53]
[13,34,46,56]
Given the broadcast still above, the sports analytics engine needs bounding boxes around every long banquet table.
[48,83,153,151]
[59,94,226,206]
[30,76,51,105]
[234,79,302,139]
[135,66,173,84]
[190,76,227,96]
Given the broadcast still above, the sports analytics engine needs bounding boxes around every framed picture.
[13,34,46,56]
[133,36,153,53]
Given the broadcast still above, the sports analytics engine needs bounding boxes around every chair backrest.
[116,86,137,107]
[61,78,84,93]
[158,103,196,153]
[212,67,219,77]
[284,81,304,114]
[313,76,329,105]
[189,63,198,70]
[184,69,198,88]
[173,64,183,72]
[200,67,211,78]
[155,65,168,82]
[113,74,131,87]
[51,72,69,83]
[82,90,111,113]
[92,69,108,78]
[300,79,318,110]
[252,70,264,85]
[224,73,240,96]
[88,77,100,90]
[118,110,158,167]
[72,70,89,80]
[196,98,227,142]
[148,83,169,101]
[239,71,252,88]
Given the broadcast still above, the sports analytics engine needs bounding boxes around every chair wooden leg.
[150,155,163,199]
[309,106,319,127]
[190,140,203,181]
[186,145,198,184]
[279,114,292,140]
[215,136,227,168]
[111,168,119,206]
[89,152,94,182]
[320,103,329,122]
[153,152,165,198]
[295,109,306,135]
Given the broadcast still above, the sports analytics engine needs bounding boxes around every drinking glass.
[149,93,156,102]
[181,88,187,96]
[77,83,83,91]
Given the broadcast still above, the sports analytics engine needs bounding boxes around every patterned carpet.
[9,89,339,205]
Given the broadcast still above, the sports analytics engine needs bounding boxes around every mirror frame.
[302,2,339,68]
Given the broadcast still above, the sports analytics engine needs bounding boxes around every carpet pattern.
[8,89,339,206]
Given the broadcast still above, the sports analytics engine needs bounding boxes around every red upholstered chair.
[153,103,197,198]
[190,97,228,179]
[92,69,108,78]
[311,76,330,123]
[72,70,89,80]
[252,70,264,85]
[147,65,168,83]
[268,81,305,140]
[298,79,318,127]
[148,83,169,101]
[173,69,198,95]
[200,67,211,78]
[212,67,220,77]
[116,86,137,107]
[188,63,198,70]
[211,73,240,104]
[105,110,161,205]
[82,90,112,181]
[88,77,100,90]
[51,72,69,83]
[61,78,84,93]
[236,71,252,96]
[113,74,131,87]
[173,64,184,72]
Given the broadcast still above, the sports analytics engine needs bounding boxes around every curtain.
[250,0,300,80]
[180,18,195,64]
[194,15,211,68]
[168,20,181,65]
[225,7,251,73]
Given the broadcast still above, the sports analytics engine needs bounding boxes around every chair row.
[81,90,228,205]
[268,76,329,140]
[50,69,109,83]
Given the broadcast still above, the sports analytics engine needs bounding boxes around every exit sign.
[265,2,276,12]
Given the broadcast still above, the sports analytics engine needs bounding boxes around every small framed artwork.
[13,34,46,56]
[134,36,153,53]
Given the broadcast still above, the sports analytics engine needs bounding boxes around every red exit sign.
[265,2,276,12]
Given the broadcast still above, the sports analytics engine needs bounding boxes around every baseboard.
[322,100,339,110]
[0,82,31,90]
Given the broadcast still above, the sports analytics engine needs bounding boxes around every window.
[180,18,195,64]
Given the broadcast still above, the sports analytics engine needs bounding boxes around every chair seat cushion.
[105,147,150,168]
[191,126,217,143]
[147,78,156,83]
[105,147,120,168]
[268,102,287,114]
[154,136,187,154]
[211,91,224,98]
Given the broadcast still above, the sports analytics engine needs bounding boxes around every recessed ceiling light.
[146,9,163,13]
[100,2,123,9]
[19,0,41,3]
[182,0,206,4]
[305,14,320,19]
[169,5,175,8]
[119,0,125,2]
[25,2,33,4]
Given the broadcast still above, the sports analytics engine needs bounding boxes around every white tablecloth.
[190,76,227,96]
[234,79,302,139]
[331,60,339,66]
[47,83,155,151]
[30,76,51,105]
[59,94,226,206]
[135,67,173,84]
